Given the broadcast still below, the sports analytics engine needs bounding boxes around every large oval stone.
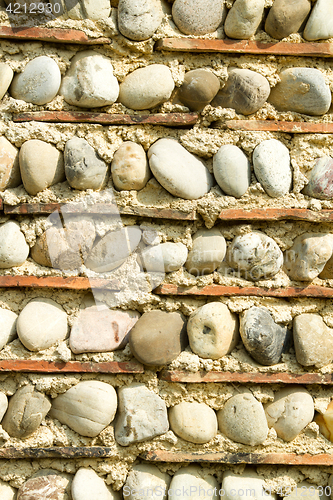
[10,56,61,105]
[253,139,292,198]
[303,156,333,200]
[185,228,226,276]
[118,0,163,41]
[0,221,29,269]
[213,144,251,198]
[269,68,331,116]
[0,308,17,350]
[0,136,21,191]
[72,469,119,500]
[17,470,72,500]
[0,62,13,100]
[187,302,239,359]
[0,392,8,423]
[172,0,223,35]
[49,381,117,437]
[169,466,218,500]
[169,402,218,444]
[304,0,333,41]
[178,69,220,111]
[124,464,170,500]
[118,65,174,110]
[0,478,16,500]
[265,0,311,40]
[129,310,187,366]
[138,242,188,273]
[111,142,150,191]
[293,313,333,368]
[225,0,265,39]
[148,139,214,200]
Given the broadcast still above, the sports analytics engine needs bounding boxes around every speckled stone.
[10,56,61,105]
[111,142,150,191]
[293,313,333,368]
[187,302,239,359]
[269,68,331,116]
[213,144,251,198]
[185,228,226,276]
[265,0,311,40]
[217,393,268,445]
[0,221,29,269]
[0,392,8,423]
[303,156,333,200]
[316,400,333,442]
[0,308,17,350]
[168,466,219,500]
[0,137,21,191]
[0,63,13,100]
[124,464,170,500]
[172,0,223,35]
[304,0,333,41]
[178,69,220,111]
[225,0,265,39]
[118,0,163,41]
[265,387,314,441]
[169,402,218,443]
[0,478,16,500]
[17,470,72,500]
[222,471,277,500]
[72,469,119,500]
[138,242,188,273]
[253,139,292,198]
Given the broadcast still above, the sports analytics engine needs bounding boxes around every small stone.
[316,400,333,441]
[265,0,311,40]
[178,69,220,111]
[69,306,140,354]
[80,0,111,20]
[304,0,333,41]
[217,393,268,445]
[0,478,16,500]
[211,69,270,115]
[269,68,331,116]
[303,156,333,200]
[148,139,214,200]
[19,140,65,196]
[65,137,109,191]
[185,228,226,276]
[213,144,251,198]
[172,0,223,35]
[265,387,314,441]
[320,251,333,279]
[0,137,21,191]
[0,392,8,422]
[2,385,51,438]
[169,466,219,500]
[124,464,170,500]
[118,0,163,41]
[49,380,117,437]
[60,51,119,108]
[0,308,17,350]
[293,313,333,368]
[0,221,29,269]
[187,302,239,359]
[72,469,119,500]
[129,310,187,366]
[227,231,283,281]
[169,402,218,444]
[111,142,150,191]
[222,471,277,500]
[138,242,188,273]
[225,0,265,39]
[0,63,13,100]
[17,298,68,352]
[17,470,72,500]
[118,65,174,110]
[240,306,291,366]
[284,232,333,281]
[253,139,292,198]
[115,383,169,446]
[10,56,61,105]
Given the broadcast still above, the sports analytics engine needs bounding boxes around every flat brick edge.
[219,209,333,222]
[0,276,120,290]
[160,371,333,384]
[219,120,333,134]
[0,360,143,373]
[0,26,109,44]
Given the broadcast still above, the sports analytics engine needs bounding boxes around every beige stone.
[316,400,333,442]
[124,464,170,500]
[111,142,150,191]
[0,221,29,269]
[185,228,226,276]
[169,402,218,443]
[293,313,333,368]
[168,466,219,500]
[0,308,17,350]
[0,62,13,100]
[0,137,21,191]
[72,469,120,500]
[0,478,16,500]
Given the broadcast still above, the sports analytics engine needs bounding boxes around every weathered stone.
[185,228,226,276]
[0,308,17,350]
[265,0,311,40]
[0,137,21,191]
[10,56,61,105]
[304,0,333,41]
[129,310,187,366]
[225,0,265,39]
[119,65,174,110]
[19,140,65,196]
[178,69,220,111]
[60,51,119,108]
[0,63,13,100]
[169,402,218,443]
[0,478,16,500]
[213,144,251,198]
[172,0,223,35]
[253,139,292,198]
[111,142,150,191]
[118,0,163,41]
[115,383,169,446]
[293,313,333,368]
[187,302,239,359]
[0,221,29,269]
[303,156,333,200]
[316,400,333,442]
[148,139,214,200]
[2,385,51,438]
[222,471,277,500]
[17,298,68,352]
[284,232,333,281]
[227,231,283,281]
[72,469,119,500]
[65,137,109,191]
[0,392,8,422]
[17,470,72,500]
[138,242,188,273]
[69,306,140,353]
[211,69,270,115]
[124,464,170,500]
[217,393,268,445]
[240,306,291,366]
[269,68,331,116]
[49,380,117,437]
[265,387,314,441]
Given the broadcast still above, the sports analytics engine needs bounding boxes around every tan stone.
[0,137,21,191]
[293,313,333,367]
[111,142,151,191]
[169,402,218,443]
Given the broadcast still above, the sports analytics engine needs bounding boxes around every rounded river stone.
[138,242,188,273]
[265,0,311,40]
[185,228,226,276]
[118,0,163,41]
[0,308,17,350]
[0,221,29,269]
[225,0,265,39]
[169,402,218,444]
[304,0,333,41]
[178,69,220,111]
[17,470,72,500]
[253,139,292,198]
[0,478,16,500]
[316,400,333,442]
[303,156,333,200]
[213,144,251,198]
[169,466,219,500]
[172,0,223,35]
[222,471,277,500]
[124,464,170,500]
[293,313,333,368]
[72,469,119,500]
[111,141,150,191]
[0,136,21,191]
[0,62,13,100]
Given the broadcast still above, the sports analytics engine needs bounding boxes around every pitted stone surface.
[304,0,333,41]
[72,469,119,500]
[293,313,333,368]
[0,221,29,269]
[213,144,251,198]
[138,242,188,273]
[169,402,218,443]
[253,139,292,198]
[225,0,265,39]
[185,228,226,276]
[112,142,150,191]
[124,464,170,500]
[265,0,311,40]
[0,62,13,100]
[172,0,223,35]
[0,308,17,350]
[303,156,333,200]
[0,137,21,191]
[17,469,72,500]
[118,0,163,41]
[178,69,220,111]
[168,466,219,500]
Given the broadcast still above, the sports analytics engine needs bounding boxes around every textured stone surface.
[211,69,270,115]
[217,393,268,445]
[222,471,277,500]
[178,69,220,111]
[303,156,333,200]
[227,231,283,281]
[0,136,21,191]
[0,392,8,423]
[185,228,226,276]
[138,242,188,273]
[119,65,174,110]
[17,470,72,500]
[118,0,163,41]
[50,381,117,437]
[115,383,169,446]
[129,310,187,366]
[253,139,292,198]
[60,51,119,108]
[72,469,119,500]
[293,313,333,368]
[269,68,331,116]
[213,144,251,198]
[240,306,291,366]
[0,478,16,500]
[124,464,170,500]
[265,0,311,40]
[0,308,17,350]
[187,302,239,359]
[111,142,150,191]
[2,385,51,438]
[265,387,314,441]
[0,62,13,100]
[304,0,333,41]
[172,0,223,35]
[225,0,265,39]
[65,137,108,191]
[169,402,218,444]
[0,221,29,269]
[169,466,219,500]
[148,139,214,200]
[316,401,333,442]
[19,139,65,196]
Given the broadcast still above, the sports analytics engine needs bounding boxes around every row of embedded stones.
[0,52,332,117]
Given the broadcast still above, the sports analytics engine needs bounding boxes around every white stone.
[253,139,292,198]
[222,471,277,500]
[169,402,218,443]
[0,63,13,100]
[224,0,265,39]
[213,144,251,198]
[0,392,8,423]
[168,466,219,500]
[0,308,17,350]
[72,469,119,500]
[118,0,163,41]
[304,0,333,41]
[124,464,170,500]
[139,242,188,273]
[0,221,29,269]
[0,478,16,500]
[0,136,21,191]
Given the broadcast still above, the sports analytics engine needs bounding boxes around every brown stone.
[17,469,72,500]
[265,0,311,40]
[178,69,220,111]
[303,156,333,200]
[0,137,21,191]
